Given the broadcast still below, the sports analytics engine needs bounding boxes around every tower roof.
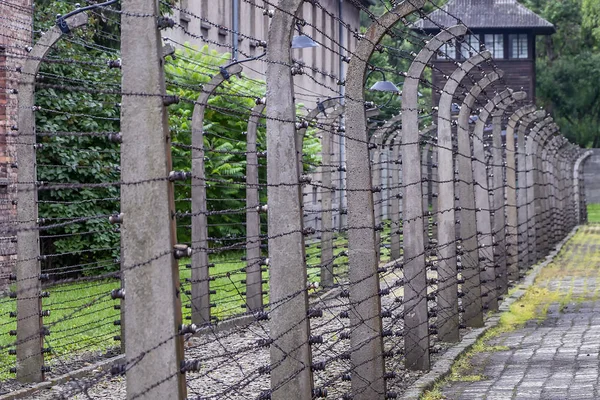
[414,0,555,35]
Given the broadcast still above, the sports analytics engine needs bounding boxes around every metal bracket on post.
[120,0,186,397]
[401,24,468,371]
[436,50,491,340]
[190,63,244,325]
[15,12,88,384]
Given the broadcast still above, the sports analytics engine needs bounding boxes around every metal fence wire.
[0,0,593,399]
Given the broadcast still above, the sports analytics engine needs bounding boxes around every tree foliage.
[516,0,600,147]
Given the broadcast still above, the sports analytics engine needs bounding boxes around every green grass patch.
[587,204,600,223]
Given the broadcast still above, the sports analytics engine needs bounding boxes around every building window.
[509,34,528,59]
[436,40,456,60]
[459,34,481,59]
[484,34,504,59]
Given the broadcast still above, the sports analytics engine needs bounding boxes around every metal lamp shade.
[291,35,319,49]
[369,80,401,93]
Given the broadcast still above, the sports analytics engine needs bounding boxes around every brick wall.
[0,1,33,292]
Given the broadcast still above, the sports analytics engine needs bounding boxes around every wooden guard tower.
[415,0,555,105]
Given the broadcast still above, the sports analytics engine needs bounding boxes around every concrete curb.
[0,354,125,400]
[400,225,580,400]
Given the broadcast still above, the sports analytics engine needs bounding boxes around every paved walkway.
[439,226,600,400]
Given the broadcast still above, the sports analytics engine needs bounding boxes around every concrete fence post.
[574,151,592,224]
[516,110,545,269]
[371,115,402,262]
[246,101,266,312]
[191,63,243,325]
[120,0,186,397]
[525,117,552,265]
[455,70,503,326]
[436,50,491,341]
[489,93,527,296]
[472,90,525,311]
[15,12,88,383]
[401,23,467,370]
[266,2,314,398]
[505,105,536,281]
[297,99,345,288]
[345,0,426,394]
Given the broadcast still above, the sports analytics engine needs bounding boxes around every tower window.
[484,34,504,59]
[509,34,529,59]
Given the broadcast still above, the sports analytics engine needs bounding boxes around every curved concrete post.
[516,110,545,269]
[296,99,344,287]
[543,135,563,245]
[388,130,402,260]
[525,117,552,265]
[562,144,579,230]
[456,70,503,326]
[551,138,570,241]
[345,0,426,392]
[505,104,536,281]
[436,50,491,342]
[320,106,345,287]
[472,89,522,311]
[420,126,437,250]
[246,101,266,312]
[490,91,527,297]
[401,23,468,370]
[529,122,558,258]
[371,114,402,261]
[191,63,243,325]
[15,12,88,383]
[267,2,314,397]
[574,151,593,223]
[536,124,559,255]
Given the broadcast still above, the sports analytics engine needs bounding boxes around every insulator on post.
[107,132,122,144]
[308,308,323,318]
[180,359,202,373]
[40,310,50,317]
[309,335,324,344]
[163,95,180,106]
[168,171,191,182]
[311,361,326,371]
[109,213,124,224]
[157,16,175,29]
[107,58,121,69]
[173,244,192,259]
[111,288,125,300]
[312,388,328,398]
[111,364,126,376]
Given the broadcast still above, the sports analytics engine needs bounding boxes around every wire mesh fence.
[0,0,593,399]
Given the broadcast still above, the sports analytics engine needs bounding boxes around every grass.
[587,204,600,223]
[0,232,358,381]
[421,226,600,399]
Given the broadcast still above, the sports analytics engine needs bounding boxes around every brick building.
[0,1,32,291]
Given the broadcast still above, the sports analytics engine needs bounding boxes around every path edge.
[399,225,581,400]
